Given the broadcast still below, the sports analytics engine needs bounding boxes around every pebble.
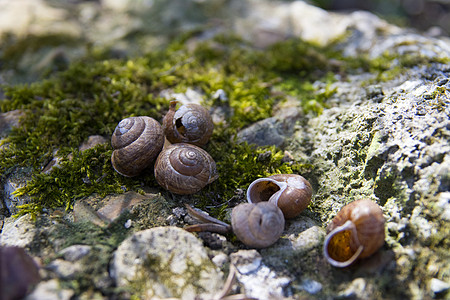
[25,279,74,300]
[59,245,92,262]
[230,250,292,300]
[429,278,450,294]
[110,226,223,299]
[1,215,37,248]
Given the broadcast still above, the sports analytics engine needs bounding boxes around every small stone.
[212,253,228,268]
[2,167,32,215]
[429,278,450,294]
[59,245,91,262]
[25,279,74,300]
[78,135,107,152]
[110,226,223,299]
[298,278,323,294]
[1,215,37,248]
[46,259,82,280]
[96,192,148,222]
[124,219,132,229]
[212,89,228,102]
[73,201,109,227]
[339,278,372,299]
[230,250,291,299]
[230,250,262,275]
[0,109,24,138]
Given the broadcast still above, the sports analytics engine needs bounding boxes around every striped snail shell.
[247,174,312,219]
[323,199,385,268]
[154,143,218,194]
[231,202,285,249]
[162,100,214,146]
[111,116,164,177]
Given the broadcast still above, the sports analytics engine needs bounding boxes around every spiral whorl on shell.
[162,101,214,146]
[154,143,218,194]
[231,202,285,249]
[323,199,385,268]
[247,174,312,219]
[111,116,164,177]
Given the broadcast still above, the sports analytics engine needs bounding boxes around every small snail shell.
[162,100,214,146]
[111,116,164,177]
[154,143,218,194]
[247,174,312,219]
[323,199,385,268]
[232,202,285,249]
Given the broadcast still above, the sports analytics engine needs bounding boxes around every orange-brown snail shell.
[185,202,284,249]
[323,199,385,268]
[246,174,312,219]
[231,202,285,249]
[154,143,218,195]
[162,100,214,146]
[111,116,164,177]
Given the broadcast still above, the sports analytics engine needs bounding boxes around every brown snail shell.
[154,143,218,194]
[323,199,385,268]
[111,116,164,177]
[162,100,214,146]
[231,202,285,249]
[247,174,312,219]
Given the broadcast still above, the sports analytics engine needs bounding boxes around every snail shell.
[323,199,385,268]
[154,143,218,194]
[231,202,285,249]
[111,116,164,177]
[162,100,214,146]
[247,174,312,219]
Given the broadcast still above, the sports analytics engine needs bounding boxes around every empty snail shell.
[162,100,214,146]
[323,199,385,268]
[154,143,218,194]
[232,202,285,249]
[111,116,164,177]
[185,202,284,248]
[247,174,312,219]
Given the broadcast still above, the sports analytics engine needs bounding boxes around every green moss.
[1,33,442,218]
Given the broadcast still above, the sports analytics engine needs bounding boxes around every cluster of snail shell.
[186,174,314,248]
[111,100,217,194]
[111,102,386,268]
[186,176,385,268]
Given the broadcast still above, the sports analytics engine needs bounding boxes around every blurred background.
[308,0,450,36]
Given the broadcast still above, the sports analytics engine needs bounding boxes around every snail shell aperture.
[323,199,385,268]
[111,116,164,177]
[154,143,218,194]
[231,202,285,249]
[247,174,313,219]
[162,100,214,146]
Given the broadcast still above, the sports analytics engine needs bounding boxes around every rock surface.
[0,1,449,300]
[110,226,224,299]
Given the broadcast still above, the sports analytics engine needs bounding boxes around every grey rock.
[338,278,373,299]
[78,135,108,152]
[0,215,37,248]
[296,278,323,295]
[46,259,83,280]
[59,245,91,262]
[0,110,24,138]
[2,167,32,215]
[25,279,74,300]
[429,278,450,294]
[230,250,292,300]
[96,192,148,222]
[110,226,223,299]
